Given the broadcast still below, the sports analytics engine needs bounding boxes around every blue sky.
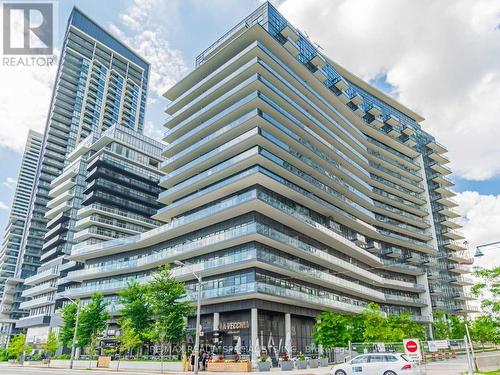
[1,0,499,262]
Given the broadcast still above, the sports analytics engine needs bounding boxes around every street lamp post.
[64,296,81,370]
[174,260,202,375]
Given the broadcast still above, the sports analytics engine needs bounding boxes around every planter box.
[296,360,307,369]
[258,361,271,371]
[281,361,293,371]
[319,358,329,367]
[207,361,251,372]
[40,360,182,372]
[309,358,319,368]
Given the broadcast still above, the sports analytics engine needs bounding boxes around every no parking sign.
[403,338,422,361]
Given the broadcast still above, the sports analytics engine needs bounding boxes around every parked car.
[330,353,416,375]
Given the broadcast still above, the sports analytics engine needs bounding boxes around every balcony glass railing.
[384,294,426,305]
[369,161,423,188]
[373,201,429,224]
[372,188,427,213]
[371,175,424,200]
[368,150,421,178]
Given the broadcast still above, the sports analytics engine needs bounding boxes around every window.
[351,356,368,364]
[385,355,398,362]
[369,355,386,363]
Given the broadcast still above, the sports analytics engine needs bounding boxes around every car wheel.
[335,370,347,375]
[383,371,397,375]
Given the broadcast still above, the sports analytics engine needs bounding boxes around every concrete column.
[213,312,219,331]
[251,308,258,366]
[285,313,291,336]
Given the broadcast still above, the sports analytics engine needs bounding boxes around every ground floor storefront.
[186,299,320,362]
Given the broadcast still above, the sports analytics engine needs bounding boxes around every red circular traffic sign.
[405,340,418,353]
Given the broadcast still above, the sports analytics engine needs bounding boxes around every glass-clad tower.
[13,7,149,339]
[66,2,475,357]
[20,125,163,346]
[0,130,43,347]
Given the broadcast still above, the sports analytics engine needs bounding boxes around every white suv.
[330,353,417,375]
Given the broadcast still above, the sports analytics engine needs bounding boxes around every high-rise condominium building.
[12,7,150,341]
[67,2,474,356]
[0,130,43,346]
[20,124,162,345]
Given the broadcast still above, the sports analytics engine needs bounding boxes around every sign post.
[403,339,422,361]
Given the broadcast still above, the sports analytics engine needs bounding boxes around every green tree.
[59,301,78,348]
[313,311,353,348]
[387,311,425,341]
[361,303,392,342]
[471,315,500,343]
[148,266,193,353]
[43,332,59,358]
[118,281,152,351]
[472,266,500,316]
[7,334,31,361]
[118,318,142,356]
[77,293,110,350]
[432,310,450,339]
[448,315,466,339]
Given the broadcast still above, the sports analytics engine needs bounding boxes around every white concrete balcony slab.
[387,128,401,138]
[21,282,57,298]
[283,37,300,57]
[427,140,447,154]
[310,54,326,68]
[385,114,399,126]
[349,93,363,106]
[332,77,349,92]
[367,104,382,117]
[382,247,403,258]
[447,253,473,264]
[24,267,60,286]
[313,67,327,82]
[279,25,299,41]
[402,127,415,136]
[449,275,474,286]
[19,295,54,310]
[448,264,471,274]
[429,152,450,165]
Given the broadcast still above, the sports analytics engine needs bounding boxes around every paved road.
[0,354,492,375]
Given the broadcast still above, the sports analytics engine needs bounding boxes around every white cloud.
[455,191,500,268]
[143,120,163,142]
[278,0,500,181]
[0,6,58,153]
[110,0,189,97]
[2,177,17,190]
[0,202,9,211]
[0,63,56,152]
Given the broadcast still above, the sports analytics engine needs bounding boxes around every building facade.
[12,7,150,343]
[0,130,43,346]
[19,124,163,345]
[67,2,474,356]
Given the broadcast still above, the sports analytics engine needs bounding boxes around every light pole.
[174,260,202,375]
[474,240,500,258]
[64,296,81,370]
